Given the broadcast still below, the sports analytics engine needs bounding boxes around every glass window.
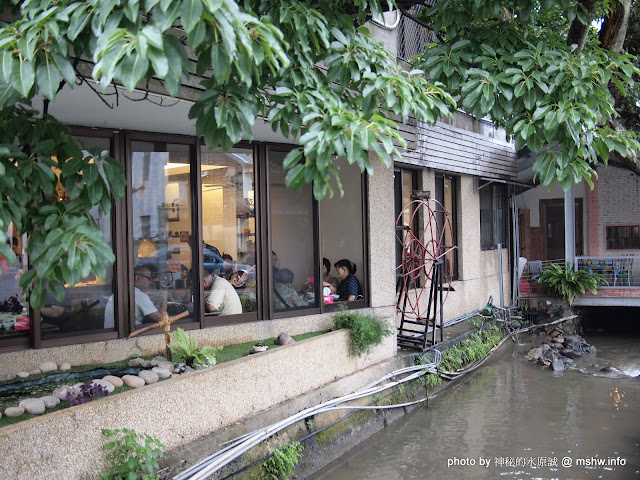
[480,181,507,251]
[200,146,257,316]
[269,149,318,312]
[435,173,458,280]
[606,225,640,250]
[130,141,195,330]
[394,167,417,275]
[40,136,115,338]
[0,225,28,339]
[321,162,364,303]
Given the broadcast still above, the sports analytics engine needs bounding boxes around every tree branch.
[599,0,631,52]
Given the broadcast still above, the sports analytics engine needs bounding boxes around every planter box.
[0,329,395,479]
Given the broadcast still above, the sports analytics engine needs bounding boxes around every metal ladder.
[396,260,444,351]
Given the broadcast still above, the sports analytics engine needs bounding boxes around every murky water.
[309,334,640,480]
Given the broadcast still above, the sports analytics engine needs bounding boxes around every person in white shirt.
[104,266,164,328]
[204,268,242,315]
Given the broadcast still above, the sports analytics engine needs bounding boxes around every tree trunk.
[566,0,599,48]
[599,0,632,52]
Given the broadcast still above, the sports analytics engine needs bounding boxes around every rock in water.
[552,360,565,372]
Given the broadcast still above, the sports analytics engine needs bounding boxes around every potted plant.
[538,263,607,305]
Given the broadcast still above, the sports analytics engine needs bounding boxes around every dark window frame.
[435,172,459,281]
[605,224,640,251]
[479,181,508,251]
[2,129,369,351]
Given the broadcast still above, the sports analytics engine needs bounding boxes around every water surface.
[310,335,640,479]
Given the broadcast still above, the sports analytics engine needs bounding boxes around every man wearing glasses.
[133,266,164,325]
[103,266,164,329]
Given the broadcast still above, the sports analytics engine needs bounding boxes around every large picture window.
[480,181,507,251]
[1,132,367,350]
[40,135,115,338]
[129,139,196,330]
[200,146,258,319]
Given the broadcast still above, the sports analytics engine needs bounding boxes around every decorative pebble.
[4,407,24,417]
[157,361,175,371]
[39,395,60,408]
[92,379,115,394]
[138,370,159,385]
[20,398,46,415]
[53,385,78,401]
[39,361,57,373]
[151,367,172,379]
[102,375,123,388]
[16,371,30,379]
[58,362,72,371]
[150,356,167,367]
[122,374,145,388]
[0,373,16,381]
[128,358,149,368]
[29,368,41,375]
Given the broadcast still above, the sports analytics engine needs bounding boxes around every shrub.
[100,428,165,480]
[538,263,607,305]
[332,309,392,356]
[167,328,222,367]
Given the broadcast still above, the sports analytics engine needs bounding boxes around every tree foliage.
[412,0,640,187]
[0,0,454,307]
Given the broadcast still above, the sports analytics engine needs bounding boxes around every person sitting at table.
[273,268,307,310]
[221,254,235,279]
[104,265,164,328]
[204,268,242,315]
[334,259,362,301]
[322,257,339,294]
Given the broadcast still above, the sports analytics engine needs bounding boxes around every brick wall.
[586,175,600,255]
[597,166,640,253]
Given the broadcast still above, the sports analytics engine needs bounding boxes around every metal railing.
[575,255,638,287]
[396,4,437,62]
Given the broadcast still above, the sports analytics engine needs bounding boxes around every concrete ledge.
[0,328,396,479]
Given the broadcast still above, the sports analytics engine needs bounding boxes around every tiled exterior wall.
[597,165,640,253]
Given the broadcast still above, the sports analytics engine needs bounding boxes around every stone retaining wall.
[0,327,396,479]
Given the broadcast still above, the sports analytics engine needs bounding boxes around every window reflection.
[130,141,195,329]
[320,162,364,303]
[200,146,257,316]
[269,150,317,312]
[0,225,28,338]
[40,136,114,337]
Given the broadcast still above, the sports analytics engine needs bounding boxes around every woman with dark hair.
[322,257,338,294]
[334,259,362,301]
[273,268,307,310]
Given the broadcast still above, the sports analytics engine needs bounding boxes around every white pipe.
[370,10,402,30]
[173,351,441,480]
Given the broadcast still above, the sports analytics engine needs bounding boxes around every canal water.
[309,333,640,479]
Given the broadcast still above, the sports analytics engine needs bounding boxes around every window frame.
[605,224,640,251]
[479,180,508,252]
[1,129,370,351]
[435,172,459,281]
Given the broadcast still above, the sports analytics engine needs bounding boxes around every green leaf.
[67,4,90,41]
[36,56,59,101]
[118,54,149,90]
[16,60,35,97]
[180,0,203,33]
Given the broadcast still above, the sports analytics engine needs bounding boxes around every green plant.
[100,428,165,480]
[538,263,607,305]
[332,309,392,356]
[261,442,304,480]
[425,373,443,388]
[467,315,486,328]
[167,328,222,367]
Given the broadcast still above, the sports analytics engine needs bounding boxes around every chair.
[613,255,634,286]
